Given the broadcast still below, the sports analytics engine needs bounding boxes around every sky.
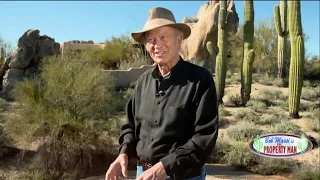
[0,1,319,57]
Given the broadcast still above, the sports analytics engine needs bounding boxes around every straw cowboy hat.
[131,7,191,44]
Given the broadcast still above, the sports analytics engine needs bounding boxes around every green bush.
[304,57,320,81]
[292,163,320,180]
[257,113,282,125]
[267,120,302,135]
[306,107,320,133]
[246,100,268,113]
[82,34,151,70]
[3,52,123,179]
[227,93,242,106]
[251,158,298,175]
[0,126,9,158]
[233,108,260,123]
[208,138,231,163]
[301,86,320,101]
[224,141,258,168]
[227,121,263,142]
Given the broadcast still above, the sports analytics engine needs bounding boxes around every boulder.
[0,29,60,100]
[180,0,239,73]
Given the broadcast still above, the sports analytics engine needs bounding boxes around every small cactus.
[288,0,304,119]
[240,0,255,106]
[274,0,288,80]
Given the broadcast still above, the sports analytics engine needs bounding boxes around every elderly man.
[106,7,219,180]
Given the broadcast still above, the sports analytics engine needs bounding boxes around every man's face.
[144,26,183,65]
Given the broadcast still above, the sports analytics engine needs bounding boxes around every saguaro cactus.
[274,0,288,80]
[214,0,233,104]
[240,0,255,106]
[288,0,305,118]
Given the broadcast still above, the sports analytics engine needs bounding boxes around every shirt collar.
[151,56,184,80]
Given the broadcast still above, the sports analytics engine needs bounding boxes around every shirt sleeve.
[118,88,138,159]
[160,75,219,176]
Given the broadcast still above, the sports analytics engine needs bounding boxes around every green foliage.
[82,34,151,70]
[241,0,255,106]
[304,55,320,80]
[288,0,305,118]
[227,93,242,106]
[292,163,320,180]
[208,138,231,163]
[224,141,258,168]
[227,121,263,142]
[251,158,298,175]
[0,35,15,59]
[267,120,302,134]
[3,52,123,178]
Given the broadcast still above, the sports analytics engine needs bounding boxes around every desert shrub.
[257,113,282,125]
[301,86,320,101]
[82,34,151,70]
[0,126,9,158]
[292,164,320,180]
[252,88,285,106]
[267,121,302,135]
[226,74,241,84]
[224,141,258,168]
[246,100,268,113]
[304,57,320,81]
[305,107,320,133]
[227,93,242,106]
[219,105,231,117]
[208,138,231,163]
[251,158,298,175]
[0,98,8,112]
[227,121,263,142]
[300,100,318,111]
[4,52,122,179]
[233,108,260,123]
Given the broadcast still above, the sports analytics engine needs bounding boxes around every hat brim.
[131,21,191,45]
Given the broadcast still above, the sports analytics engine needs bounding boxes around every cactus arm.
[288,0,304,118]
[274,5,283,35]
[274,0,288,80]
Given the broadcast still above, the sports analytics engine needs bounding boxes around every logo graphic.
[249,133,313,158]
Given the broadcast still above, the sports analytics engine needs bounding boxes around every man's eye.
[161,36,167,40]
[148,38,155,43]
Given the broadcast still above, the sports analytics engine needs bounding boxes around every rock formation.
[0,29,60,100]
[180,0,239,73]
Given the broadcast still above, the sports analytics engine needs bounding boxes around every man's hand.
[105,153,128,180]
[136,162,167,180]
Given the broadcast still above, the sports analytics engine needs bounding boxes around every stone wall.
[103,64,156,88]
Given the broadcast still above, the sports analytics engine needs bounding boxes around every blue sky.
[0,1,319,57]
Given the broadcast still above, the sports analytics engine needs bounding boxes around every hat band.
[143,18,176,31]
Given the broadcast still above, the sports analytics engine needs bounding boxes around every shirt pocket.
[164,106,191,138]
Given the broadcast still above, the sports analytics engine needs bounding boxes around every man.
[106,7,219,180]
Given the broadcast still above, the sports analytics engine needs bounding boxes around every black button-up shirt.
[118,57,219,178]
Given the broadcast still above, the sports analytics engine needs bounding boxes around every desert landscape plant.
[274,0,288,80]
[288,0,305,118]
[3,52,123,179]
[240,0,255,106]
[213,0,235,104]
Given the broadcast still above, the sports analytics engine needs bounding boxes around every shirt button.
[157,101,160,104]
[151,137,154,141]
[154,120,157,123]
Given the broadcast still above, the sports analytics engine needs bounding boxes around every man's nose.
[153,38,164,49]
